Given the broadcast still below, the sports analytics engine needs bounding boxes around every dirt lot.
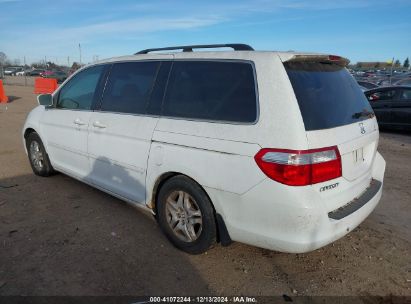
[0,85,410,298]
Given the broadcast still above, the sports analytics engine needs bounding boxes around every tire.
[156,175,217,254]
[26,132,55,177]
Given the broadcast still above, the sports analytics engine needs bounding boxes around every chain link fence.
[1,75,35,86]
[0,66,35,86]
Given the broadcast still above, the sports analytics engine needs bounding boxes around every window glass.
[101,61,159,114]
[57,65,104,110]
[285,62,374,131]
[400,89,411,100]
[163,61,257,123]
[367,90,396,101]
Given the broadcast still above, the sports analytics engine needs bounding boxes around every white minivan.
[23,44,385,254]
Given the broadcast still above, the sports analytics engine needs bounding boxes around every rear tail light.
[254,146,342,186]
[369,93,379,101]
[328,55,342,61]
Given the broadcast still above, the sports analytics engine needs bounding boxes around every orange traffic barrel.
[0,80,9,103]
[34,77,58,94]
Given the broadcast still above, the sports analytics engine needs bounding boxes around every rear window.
[163,61,257,123]
[285,61,373,131]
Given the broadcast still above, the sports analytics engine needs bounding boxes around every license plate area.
[353,148,364,164]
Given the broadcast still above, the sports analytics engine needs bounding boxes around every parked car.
[23,44,386,254]
[4,67,17,75]
[357,81,378,90]
[365,86,411,131]
[41,70,68,83]
[16,69,31,76]
[27,69,45,76]
[4,67,23,76]
[40,70,54,77]
[394,78,411,86]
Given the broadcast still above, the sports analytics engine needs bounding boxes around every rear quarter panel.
[145,52,308,209]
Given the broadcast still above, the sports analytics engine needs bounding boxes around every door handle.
[73,118,86,126]
[93,121,107,129]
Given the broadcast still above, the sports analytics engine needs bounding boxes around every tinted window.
[401,89,411,100]
[101,61,159,114]
[57,65,104,110]
[163,61,257,123]
[366,90,397,101]
[285,62,374,131]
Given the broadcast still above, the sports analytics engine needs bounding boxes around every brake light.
[254,146,342,186]
[369,93,379,101]
[328,55,342,61]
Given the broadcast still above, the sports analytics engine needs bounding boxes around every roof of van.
[94,50,334,65]
[89,42,350,66]
[86,43,348,66]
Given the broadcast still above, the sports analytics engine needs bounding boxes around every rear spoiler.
[284,54,350,67]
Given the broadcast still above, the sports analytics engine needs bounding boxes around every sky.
[0,0,410,65]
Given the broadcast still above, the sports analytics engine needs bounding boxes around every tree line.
[354,58,409,69]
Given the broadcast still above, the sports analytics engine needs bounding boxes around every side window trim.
[160,61,174,114]
[146,60,173,116]
[143,61,163,113]
[92,64,113,111]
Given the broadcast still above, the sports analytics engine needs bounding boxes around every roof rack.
[135,44,254,55]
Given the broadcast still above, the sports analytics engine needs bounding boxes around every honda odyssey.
[23,44,386,254]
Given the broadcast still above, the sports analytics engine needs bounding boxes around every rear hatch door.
[283,55,379,182]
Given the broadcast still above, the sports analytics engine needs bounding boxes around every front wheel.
[156,176,217,254]
[26,132,55,177]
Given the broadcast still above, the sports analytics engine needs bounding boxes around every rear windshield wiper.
[352,110,375,119]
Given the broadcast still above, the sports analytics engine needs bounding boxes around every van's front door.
[87,60,168,204]
[40,65,105,179]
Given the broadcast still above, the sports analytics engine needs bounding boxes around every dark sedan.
[28,69,45,76]
[365,86,411,131]
[394,78,411,86]
[42,70,67,83]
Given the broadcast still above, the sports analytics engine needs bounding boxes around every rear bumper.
[207,151,386,253]
[328,179,381,220]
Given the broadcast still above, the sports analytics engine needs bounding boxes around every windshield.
[285,61,373,131]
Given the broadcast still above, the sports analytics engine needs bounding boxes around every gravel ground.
[0,85,410,298]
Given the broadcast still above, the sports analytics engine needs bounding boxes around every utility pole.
[79,43,82,65]
[24,56,27,86]
[390,57,394,85]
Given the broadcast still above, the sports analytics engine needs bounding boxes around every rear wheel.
[26,132,55,177]
[156,176,217,254]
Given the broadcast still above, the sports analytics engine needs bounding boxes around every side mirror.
[37,94,53,106]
